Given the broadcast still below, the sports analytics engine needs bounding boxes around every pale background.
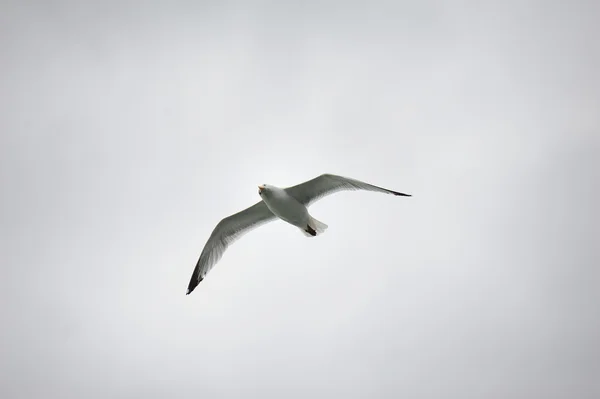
[1,1,599,398]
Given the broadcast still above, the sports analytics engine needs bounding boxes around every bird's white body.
[259,186,310,230]
[258,185,329,237]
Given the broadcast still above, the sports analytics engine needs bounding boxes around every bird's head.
[258,184,267,196]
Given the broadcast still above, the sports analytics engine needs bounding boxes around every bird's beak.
[258,185,265,192]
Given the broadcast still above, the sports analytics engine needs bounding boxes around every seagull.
[186,173,411,295]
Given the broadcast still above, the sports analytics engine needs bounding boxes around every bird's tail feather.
[309,215,328,235]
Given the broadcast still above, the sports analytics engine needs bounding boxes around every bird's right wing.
[285,173,411,207]
[186,200,276,295]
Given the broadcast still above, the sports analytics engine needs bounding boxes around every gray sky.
[1,1,599,398]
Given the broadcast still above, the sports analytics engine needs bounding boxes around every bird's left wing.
[285,173,411,207]
[187,200,276,295]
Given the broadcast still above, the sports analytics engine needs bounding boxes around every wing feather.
[285,173,411,207]
[186,201,275,294]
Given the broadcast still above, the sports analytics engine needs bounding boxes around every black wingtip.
[393,191,411,197]
[186,276,203,296]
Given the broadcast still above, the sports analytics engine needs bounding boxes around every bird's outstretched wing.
[187,201,276,295]
[285,173,411,207]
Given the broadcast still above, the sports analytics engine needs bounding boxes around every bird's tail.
[310,216,328,234]
[301,215,328,237]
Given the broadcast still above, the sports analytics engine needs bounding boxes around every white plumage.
[186,173,411,295]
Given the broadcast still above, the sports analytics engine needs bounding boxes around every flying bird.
[186,173,411,295]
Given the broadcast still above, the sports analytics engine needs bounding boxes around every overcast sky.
[1,1,599,398]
